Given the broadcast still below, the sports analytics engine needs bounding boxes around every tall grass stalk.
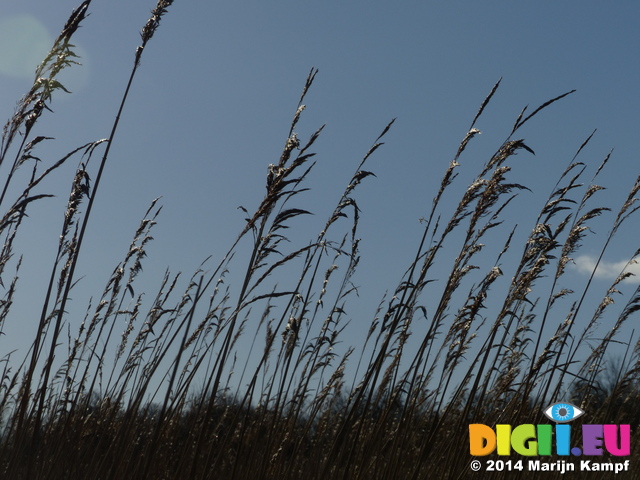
[0,2,639,479]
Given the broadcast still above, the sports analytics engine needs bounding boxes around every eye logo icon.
[543,402,584,423]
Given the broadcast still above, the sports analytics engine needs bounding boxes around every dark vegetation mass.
[1,2,639,478]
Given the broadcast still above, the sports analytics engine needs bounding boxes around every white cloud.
[571,254,640,283]
[0,15,89,92]
[0,15,52,79]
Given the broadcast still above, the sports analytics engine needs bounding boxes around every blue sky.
[1,1,639,397]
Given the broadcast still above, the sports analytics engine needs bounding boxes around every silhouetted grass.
[0,2,639,479]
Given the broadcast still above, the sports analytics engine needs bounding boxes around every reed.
[0,2,638,479]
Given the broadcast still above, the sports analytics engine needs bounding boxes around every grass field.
[0,2,638,478]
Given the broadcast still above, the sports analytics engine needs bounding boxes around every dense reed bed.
[0,2,639,479]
